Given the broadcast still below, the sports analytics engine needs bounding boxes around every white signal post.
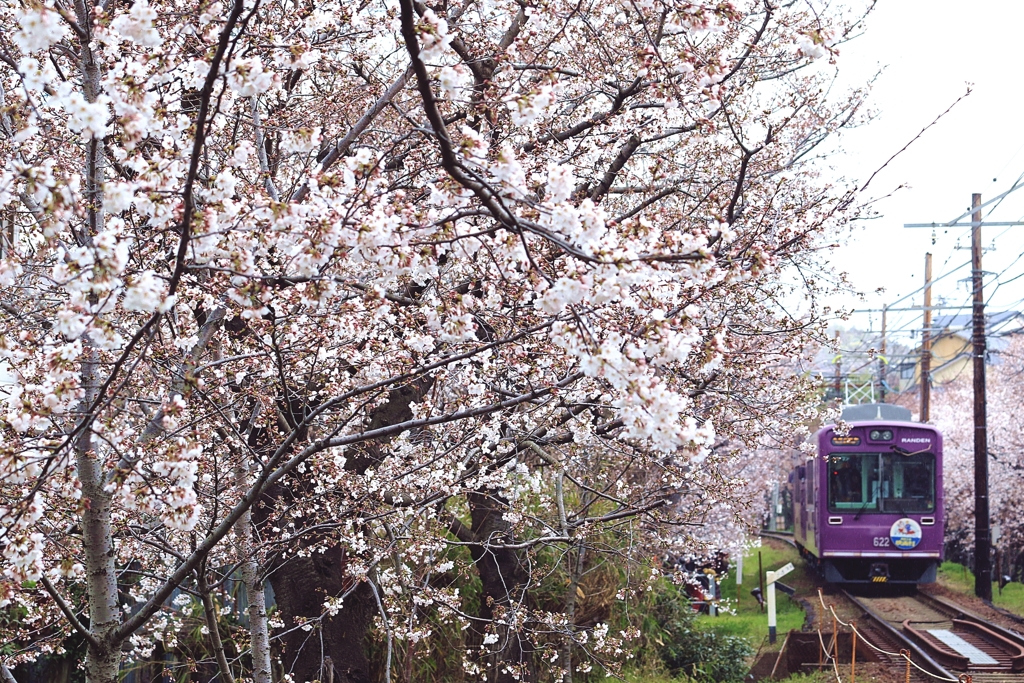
[765,562,794,643]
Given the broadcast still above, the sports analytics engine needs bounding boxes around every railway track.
[844,589,1024,683]
[759,530,796,545]
[757,532,1024,681]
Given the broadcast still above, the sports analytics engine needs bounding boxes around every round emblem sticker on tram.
[890,518,923,550]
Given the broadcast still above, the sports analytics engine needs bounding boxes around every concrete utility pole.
[921,253,933,421]
[833,331,842,402]
[879,306,887,402]
[971,193,992,601]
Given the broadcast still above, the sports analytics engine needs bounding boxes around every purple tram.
[791,404,943,584]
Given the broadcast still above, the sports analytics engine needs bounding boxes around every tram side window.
[828,453,880,512]
[881,453,935,513]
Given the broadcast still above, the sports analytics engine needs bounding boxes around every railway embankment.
[745,536,897,682]
[747,536,1024,682]
[928,562,1024,629]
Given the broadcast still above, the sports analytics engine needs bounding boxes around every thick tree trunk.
[239,507,273,683]
[252,379,432,682]
[265,546,376,683]
[70,0,119,677]
[233,442,274,683]
[467,491,536,683]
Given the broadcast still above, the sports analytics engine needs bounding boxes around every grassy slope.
[627,538,813,682]
[697,539,808,640]
[936,561,1024,615]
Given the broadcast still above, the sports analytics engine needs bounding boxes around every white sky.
[822,0,1024,354]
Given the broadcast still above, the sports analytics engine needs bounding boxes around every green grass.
[622,672,690,683]
[936,561,1024,615]
[623,669,832,683]
[695,539,809,643]
[622,670,832,683]
[623,538,814,683]
[772,672,836,683]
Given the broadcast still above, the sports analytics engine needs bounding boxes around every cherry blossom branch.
[290,66,413,203]
[114,368,583,641]
[523,78,645,153]
[132,307,226,446]
[859,86,970,193]
[588,134,641,203]
[250,97,280,202]
[39,575,101,650]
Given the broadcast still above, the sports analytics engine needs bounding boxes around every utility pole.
[879,306,887,402]
[833,331,842,403]
[920,253,933,421]
[903,189,1024,601]
[972,193,992,601]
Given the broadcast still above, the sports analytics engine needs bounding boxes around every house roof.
[904,310,1020,359]
[931,311,1022,340]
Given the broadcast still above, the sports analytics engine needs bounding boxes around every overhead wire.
[842,170,1024,398]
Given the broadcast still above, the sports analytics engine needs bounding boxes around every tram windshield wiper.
[854,501,870,521]
[884,499,909,516]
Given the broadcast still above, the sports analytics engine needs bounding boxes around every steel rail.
[841,589,960,681]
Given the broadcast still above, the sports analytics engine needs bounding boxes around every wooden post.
[832,608,837,656]
[921,252,933,421]
[997,547,1004,595]
[758,552,765,613]
[850,621,857,683]
[972,193,992,601]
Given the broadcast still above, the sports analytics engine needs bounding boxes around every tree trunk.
[235,443,273,683]
[265,545,376,683]
[467,491,536,683]
[252,379,432,682]
[70,0,119,677]
[240,508,273,683]
[559,542,585,683]
[78,346,121,683]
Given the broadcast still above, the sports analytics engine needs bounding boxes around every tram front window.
[880,452,935,513]
[828,452,935,513]
[828,454,880,512]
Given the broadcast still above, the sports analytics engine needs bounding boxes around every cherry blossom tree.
[0,0,871,680]
[929,335,1024,576]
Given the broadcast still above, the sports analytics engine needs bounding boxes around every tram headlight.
[869,429,893,441]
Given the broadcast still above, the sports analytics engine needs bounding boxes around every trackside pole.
[758,552,764,613]
[766,570,777,643]
[972,192,992,601]
[765,562,794,645]
[851,621,857,683]
[736,554,743,609]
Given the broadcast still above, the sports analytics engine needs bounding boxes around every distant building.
[910,311,1023,387]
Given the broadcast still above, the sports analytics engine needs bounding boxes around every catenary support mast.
[921,253,933,421]
[879,306,887,402]
[971,193,991,601]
